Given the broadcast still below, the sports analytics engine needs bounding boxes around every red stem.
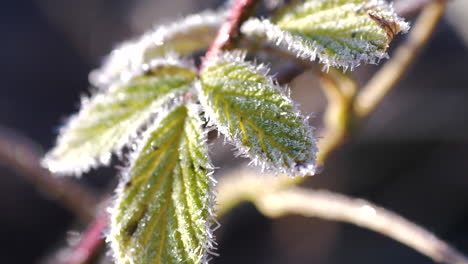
[200,0,260,69]
[65,213,108,264]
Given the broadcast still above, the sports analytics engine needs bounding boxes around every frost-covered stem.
[64,213,108,264]
[256,187,468,264]
[0,127,98,222]
[355,0,447,118]
[201,0,260,67]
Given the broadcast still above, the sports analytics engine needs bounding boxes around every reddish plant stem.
[200,0,260,69]
[65,213,109,264]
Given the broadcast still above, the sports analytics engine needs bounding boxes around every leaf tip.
[241,0,411,70]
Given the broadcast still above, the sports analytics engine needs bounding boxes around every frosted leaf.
[241,0,410,70]
[198,51,317,177]
[108,104,216,264]
[42,60,197,175]
[90,10,227,88]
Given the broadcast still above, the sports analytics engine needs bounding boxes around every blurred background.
[1,0,467,263]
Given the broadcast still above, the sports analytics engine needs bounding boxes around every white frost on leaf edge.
[41,57,196,176]
[109,103,219,264]
[185,103,220,264]
[199,51,318,177]
[41,89,188,176]
[90,9,227,89]
[241,0,410,70]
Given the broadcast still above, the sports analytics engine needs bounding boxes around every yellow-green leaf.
[109,104,215,264]
[198,51,317,177]
[42,62,197,175]
[241,0,410,70]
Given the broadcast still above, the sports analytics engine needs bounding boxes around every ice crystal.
[198,51,317,177]
[109,104,216,264]
[241,0,409,70]
[42,60,197,175]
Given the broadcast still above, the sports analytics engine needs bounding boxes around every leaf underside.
[109,104,214,264]
[42,64,197,175]
[241,0,410,70]
[198,51,317,176]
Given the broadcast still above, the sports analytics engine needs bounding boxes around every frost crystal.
[109,104,216,264]
[241,0,410,70]
[198,51,317,177]
[42,59,197,175]
[90,9,227,89]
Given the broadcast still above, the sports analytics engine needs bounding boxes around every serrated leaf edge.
[199,51,318,177]
[90,9,228,88]
[41,56,196,176]
[91,53,196,91]
[185,103,219,264]
[108,103,218,264]
[241,0,410,70]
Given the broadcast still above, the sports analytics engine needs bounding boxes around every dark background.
[1,0,467,263]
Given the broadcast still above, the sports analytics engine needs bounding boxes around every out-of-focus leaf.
[42,61,197,175]
[109,104,215,264]
[91,10,227,88]
[198,51,317,177]
[241,0,410,70]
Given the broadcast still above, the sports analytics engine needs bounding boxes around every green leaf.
[91,10,227,88]
[198,51,317,177]
[109,104,215,264]
[241,0,410,70]
[42,61,197,174]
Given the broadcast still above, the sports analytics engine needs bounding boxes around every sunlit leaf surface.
[198,51,317,176]
[43,62,196,174]
[109,104,214,264]
[241,0,409,69]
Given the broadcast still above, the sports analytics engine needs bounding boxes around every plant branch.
[201,0,260,68]
[217,168,468,263]
[217,170,468,264]
[64,212,109,264]
[355,0,447,118]
[255,187,468,264]
[315,69,357,165]
[0,127,98,222]
[1,0,448,262]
